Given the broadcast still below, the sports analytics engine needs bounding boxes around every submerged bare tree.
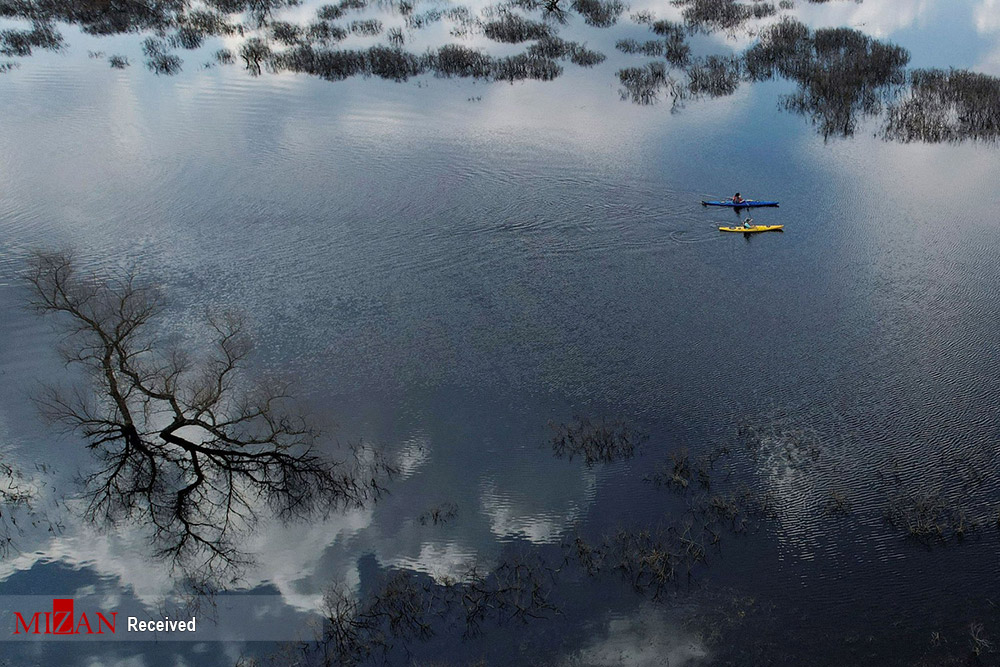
[0,459,40,557]
[26,251,391,580]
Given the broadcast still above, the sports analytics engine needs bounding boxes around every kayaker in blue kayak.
[732,192,745,204]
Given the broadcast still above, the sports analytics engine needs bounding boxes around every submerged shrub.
[270,20,302,45]
[549,417,645,466]
[672,0,777,33]
[528,35,574,59]
[386,26,404,46]
[239,37,273,75]
[405,8,443,29]
[569,44,605,67]
[482,13,551,43]
[142,37,182,75]
[492,52,562,81]
[0,22,63,57]
[616,38,664,57]
[884,68,1000,143]
[686,54,742,97]
[618,61,674,104]
[350,18,383,36]
[307,21,348,45]
[743,19,910,137]
[365,45,425,80]
[317,3,345,19]
[432,44,493,78]
[571,0,626,27]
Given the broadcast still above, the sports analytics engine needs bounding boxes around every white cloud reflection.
[561,605,708,667]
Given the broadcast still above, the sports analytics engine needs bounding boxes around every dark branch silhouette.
[26,251,392,580]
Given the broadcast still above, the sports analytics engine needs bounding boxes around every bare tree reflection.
[26,251,393,581]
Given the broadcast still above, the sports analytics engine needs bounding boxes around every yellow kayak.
[719,225,783,233]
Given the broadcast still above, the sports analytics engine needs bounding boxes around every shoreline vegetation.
[0,0,999,141]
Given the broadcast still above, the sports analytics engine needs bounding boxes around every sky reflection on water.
[4,1,1000,665]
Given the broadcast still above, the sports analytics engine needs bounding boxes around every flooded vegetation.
[241,554,557,666]
[481,13,551,43]
[548,416,645,465]
[745,18,910,137]
[0,21,62,57]
[570,0,626,28]
[8,1,1000,666]
[0,0,998,142]
[671,0,777,34]
[884,68,1000,143]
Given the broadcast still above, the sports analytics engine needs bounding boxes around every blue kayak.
[702,200,779,208]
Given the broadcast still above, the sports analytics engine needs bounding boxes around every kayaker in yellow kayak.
[743,216,752,229]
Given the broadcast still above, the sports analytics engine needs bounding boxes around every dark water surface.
[4,2,1000,665]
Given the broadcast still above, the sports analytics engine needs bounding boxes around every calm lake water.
[3,1,1000,665]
